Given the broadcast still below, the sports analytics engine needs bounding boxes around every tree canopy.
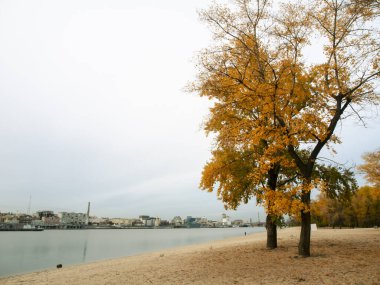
[191,0,380,256]
[312,185,380,228]
[358,149,380,188]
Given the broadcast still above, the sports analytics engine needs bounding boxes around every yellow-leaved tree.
[189,0,309,249]
[358,149,380,188]
[282,0,380,256]
[191,0,379,257]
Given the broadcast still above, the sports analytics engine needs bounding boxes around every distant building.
[171,216,183,227]
[36,211,55,219]
[89,216,110,225]
[4,215,18,224]
[199,217,208,224]
[208,220,219,228]
[58,212,87,225]
[111,218,133,227]
[154,218,161,227]
[17,214,33,224]
[145,218,154,227]
[139,215,150,221]
[182,216,201,228]
[232,219,244,226]
[42,215,60,226]
[132,219,144,227]
[31,219,44,227]
[222,213,231,226]
[185,216,196,224]
[138,215,160,227]
[159,220,170,226]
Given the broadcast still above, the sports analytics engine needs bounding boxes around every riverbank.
[1,227,379,285]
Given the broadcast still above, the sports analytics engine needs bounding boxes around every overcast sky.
[0,0,379,221]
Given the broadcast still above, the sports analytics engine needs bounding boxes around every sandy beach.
[1,227,379,285]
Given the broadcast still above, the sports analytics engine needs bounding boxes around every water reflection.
[82,237,88,262]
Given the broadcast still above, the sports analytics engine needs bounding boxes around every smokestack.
[86,202,90,225]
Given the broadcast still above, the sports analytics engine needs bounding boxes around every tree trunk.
[298,191,311,257]
[266,166,279,249]
[266,214,277,249]
[298,210,311,256]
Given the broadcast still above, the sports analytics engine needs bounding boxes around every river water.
[0,227,265,277]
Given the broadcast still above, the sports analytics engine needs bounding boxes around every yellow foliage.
[191,0,380,219]
[357,149,380,188]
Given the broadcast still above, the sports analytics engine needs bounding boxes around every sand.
[1,227,379,285]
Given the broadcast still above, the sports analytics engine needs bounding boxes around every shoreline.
[1,227,379,284]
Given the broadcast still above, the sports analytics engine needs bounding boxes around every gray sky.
[0,0,378,221]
